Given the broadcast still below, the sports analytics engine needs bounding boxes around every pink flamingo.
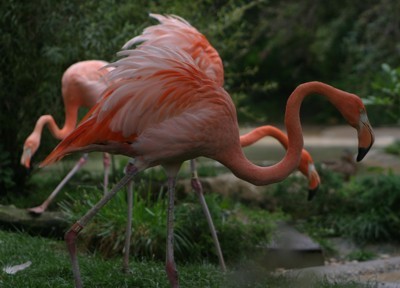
[20,60,113,214]
[120,14,319,272]
[40,32,374,287]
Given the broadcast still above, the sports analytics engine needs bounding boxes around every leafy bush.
[333,173,400,242]
[268,166,345,220]
[364,63,400,124]
[295,172,400,243]
[269,166,400,244]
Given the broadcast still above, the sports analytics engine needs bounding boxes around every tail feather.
[40,117,98,167]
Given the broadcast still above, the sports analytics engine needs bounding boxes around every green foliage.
[270,165,400,244]
[310,172,400,243]
[364,63,400,124]
[59,183,281,264]
[346,250,376,262]
[268,166,345,220]
[333,174,400,243]
[385,140,400,156]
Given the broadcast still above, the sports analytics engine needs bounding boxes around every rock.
[0,204,68,237]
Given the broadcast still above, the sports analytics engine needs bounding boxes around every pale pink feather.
[123,13,224,86]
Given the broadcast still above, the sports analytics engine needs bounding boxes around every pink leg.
[102,153,111,195]
[28,154,89,214]
[165,176,179,288]
[122,160,135,273]
[64,166,138,288]
[190,160,226,272]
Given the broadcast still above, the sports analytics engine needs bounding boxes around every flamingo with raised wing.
[121,14,320,272]
[111,13,322,273]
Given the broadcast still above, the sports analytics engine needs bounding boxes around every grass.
[0,230,377,288]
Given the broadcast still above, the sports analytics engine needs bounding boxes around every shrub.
[334,173,400,242]
[268,165,345,220]
[60,181,281,263]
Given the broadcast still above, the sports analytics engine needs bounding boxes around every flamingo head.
[21,136,40,168]
[355,108,375,161]
[337,96,375,162]
[298,150,320,201]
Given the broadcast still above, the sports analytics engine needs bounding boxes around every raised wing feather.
[123,14,224,86]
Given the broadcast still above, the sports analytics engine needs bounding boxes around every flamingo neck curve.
[217,81,353,186]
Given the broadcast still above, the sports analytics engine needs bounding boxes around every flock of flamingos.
[19,14,374,288]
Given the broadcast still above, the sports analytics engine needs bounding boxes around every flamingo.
[39,32,374,287]
[128,14,318,194]
[20,60,114,213]
[120,14,319,273]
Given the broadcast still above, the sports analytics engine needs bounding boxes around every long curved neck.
[32,106,78,141]
[240,126,289,148]
[218,81,352,186]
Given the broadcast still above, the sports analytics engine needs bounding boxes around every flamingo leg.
[189,160,226,272]
[65,167,138,288]
[28,154,89,214]
[165,176,179,288]
[102,153,111,194]
[122,160,135,273]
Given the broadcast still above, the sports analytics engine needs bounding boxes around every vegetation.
[365,63,400,124]
[58,176,281,263]
[385,141,400,156]
[270,168,400,244]
[0,229,374,287]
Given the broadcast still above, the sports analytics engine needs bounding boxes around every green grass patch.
[0,230,372,288]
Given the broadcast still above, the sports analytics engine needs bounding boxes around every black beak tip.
[308,186,319,201]
[357,147,371,162]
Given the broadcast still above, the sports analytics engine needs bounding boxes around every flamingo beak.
[20,147,32,168]
[357,110,375,162]
[307,163,320,201]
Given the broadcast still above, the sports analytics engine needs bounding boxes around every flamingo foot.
[27,205,46,215]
